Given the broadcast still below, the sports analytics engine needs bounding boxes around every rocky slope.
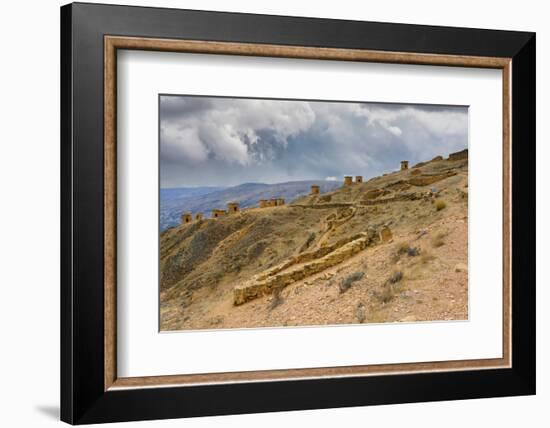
[160,151,469,331]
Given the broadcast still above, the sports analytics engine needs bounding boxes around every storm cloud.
[160,95,468,187]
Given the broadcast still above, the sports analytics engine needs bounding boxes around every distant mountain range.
[160,180,341,231]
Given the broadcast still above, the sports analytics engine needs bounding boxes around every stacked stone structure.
[181,212,193,224]
[227,202,240,214]
[211,209,226,218]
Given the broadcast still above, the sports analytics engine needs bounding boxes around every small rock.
[356,303,366,323]
[455,263,468,273]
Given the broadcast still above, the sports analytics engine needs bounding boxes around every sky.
[160,95,468,188]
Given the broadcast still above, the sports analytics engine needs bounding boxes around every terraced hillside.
[160,150,469,331]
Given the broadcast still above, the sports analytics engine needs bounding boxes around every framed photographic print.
[60,2,536,424]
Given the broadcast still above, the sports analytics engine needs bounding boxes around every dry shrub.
[375,283,396,304]
[394,242,420,260]
[339,272,364,293]
[388,270,403,284]
[435,199,447,211]
[269,287,285,310]
[396,242,410,255]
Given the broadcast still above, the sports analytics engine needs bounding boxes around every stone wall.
[234,232,372,305]
[407,171,456,187]
[448,149,468,160]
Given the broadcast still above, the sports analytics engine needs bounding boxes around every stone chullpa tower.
[400,161,409,170]
[181,212,193,224]
[259,199,268,208]
[227,202,240,214]
[311,185,320,195]
[211,209,226,218]
[276,198,285,206]
[195,212,203,221]
[344,176,353,186]
[355,176,363,183]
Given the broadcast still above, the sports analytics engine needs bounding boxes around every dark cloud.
[160,95,468,187]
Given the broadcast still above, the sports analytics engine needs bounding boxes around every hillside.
[160,180,341,231]
[160,150,469,331]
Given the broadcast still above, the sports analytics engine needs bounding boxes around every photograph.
[159,95,470,331]
[52,2,536,425]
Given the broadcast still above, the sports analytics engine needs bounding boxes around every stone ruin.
[227,202,240,214]
[344,176,353,186]
[181,212,193,224]
[195,212,203,221]
[211,209,226,218]
[400,160,409,170]
[258,197,285,208]
[448,149,468,160]
[311,185,320,195]
[355,176,363,183]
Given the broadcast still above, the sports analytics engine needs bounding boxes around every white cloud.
[325,176,338,181]
[160,125,208,163]
[160,96,468,187]
[161,97,316,166]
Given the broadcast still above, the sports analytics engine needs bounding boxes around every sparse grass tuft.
[435,199,447,211]
[431,231,447,248]
[393,242,420,263]
[269,287,285,310]
[374,270,405,304]
[299,232,316,253]
[376,284,395,304]
[339,271,364,293]
[397,242,410,255]
[388,270,403,284]
[420,251,436,264]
